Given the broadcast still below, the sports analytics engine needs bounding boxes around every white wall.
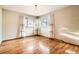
[54,6,79,45]
[2,9,20,40]
[0,7,2,43]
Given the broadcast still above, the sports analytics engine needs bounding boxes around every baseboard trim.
[2,35,38,42]
[38,35,53,39]
[2,35,79,47]
[53,38,79,47]
[2,37,23,42]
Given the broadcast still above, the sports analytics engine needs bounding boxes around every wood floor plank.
[0,36,79,54]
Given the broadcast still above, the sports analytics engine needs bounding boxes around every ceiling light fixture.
[34,5,38,14]
[35,5,37,8]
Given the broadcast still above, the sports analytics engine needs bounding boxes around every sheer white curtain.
[19,16,35,37]
[39,14,53,38]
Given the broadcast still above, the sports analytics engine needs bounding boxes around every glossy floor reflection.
[22,36,50,54]
[0,36,79,54]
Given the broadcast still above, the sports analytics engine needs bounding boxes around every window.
[20,16,34,37]
[19,14,53,38]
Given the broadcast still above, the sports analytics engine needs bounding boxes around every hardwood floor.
[0,36,79,54]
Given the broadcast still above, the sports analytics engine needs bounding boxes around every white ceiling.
[1,5,69,16]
